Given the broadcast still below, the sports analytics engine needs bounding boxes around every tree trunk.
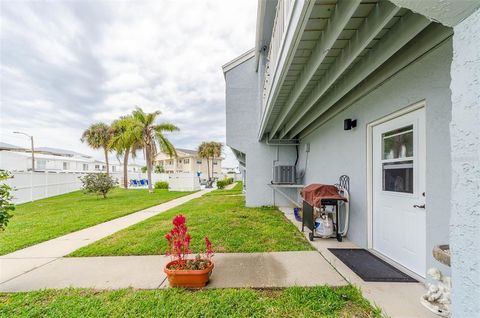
[211,156,215,180]
[123,148,129,189]
[146,147,153,193]
[104,148,110,176]
[206,158,210,180]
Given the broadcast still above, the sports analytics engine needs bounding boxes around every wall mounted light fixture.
[344,118,357,130]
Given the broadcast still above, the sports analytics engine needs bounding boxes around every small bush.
[80,173,117,198]
[0,170,15,231]
[216,177,234,189]
[216,180,227,189]
[154,181,169,189]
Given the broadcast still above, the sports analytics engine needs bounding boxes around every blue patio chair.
[139,179,146,187]
[131,179,138,187]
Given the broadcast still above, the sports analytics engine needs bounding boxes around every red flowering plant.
[164,214,214,270]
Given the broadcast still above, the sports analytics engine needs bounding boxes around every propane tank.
[315,214,333,238]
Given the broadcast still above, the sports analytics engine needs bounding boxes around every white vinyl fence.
[2,171,171,204]
[3,171,85,204]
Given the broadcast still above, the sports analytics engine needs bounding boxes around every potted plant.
[163,214,214,288]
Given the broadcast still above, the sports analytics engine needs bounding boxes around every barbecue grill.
[301,175,350,242]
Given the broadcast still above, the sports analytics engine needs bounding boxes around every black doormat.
[328,248,418,282]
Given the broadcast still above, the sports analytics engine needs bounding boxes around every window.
[63,162,69,170]
[382,125,413,159]
[83,164,88,171]
[213,161,218,165]
[112,166,116,172]
[196,160,202,164]
[183,159,190,164]
[37,159,46,170]
[95,164,100,171]
[382,125,414,193]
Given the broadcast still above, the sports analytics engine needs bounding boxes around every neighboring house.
[222,166,239,174]
[223,1,479,316]
[0,143,137,174]
[0,151,95,172]
[155,148,222,179]
[127,163,143,173]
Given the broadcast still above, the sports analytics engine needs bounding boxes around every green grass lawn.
[205,181,243,196]
[0,188,194,255]
[70,194,312,257]
[0,286,381,318]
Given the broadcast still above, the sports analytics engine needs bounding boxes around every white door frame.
[366,100,426,248]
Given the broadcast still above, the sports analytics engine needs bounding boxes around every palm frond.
[155,123,179,133]
[156,133,177,158]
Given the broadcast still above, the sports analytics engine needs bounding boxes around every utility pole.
[13,131,35,171]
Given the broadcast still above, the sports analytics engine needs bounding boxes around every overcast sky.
[0,0,256,167]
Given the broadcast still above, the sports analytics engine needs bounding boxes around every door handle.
[413,204,426,209]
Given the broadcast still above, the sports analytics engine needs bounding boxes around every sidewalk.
[0,252,346,292]
[0,189,213,284]
[280,207,437,318]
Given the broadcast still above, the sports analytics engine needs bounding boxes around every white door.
[372,108,426,277]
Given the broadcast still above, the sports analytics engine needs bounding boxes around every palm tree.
[198,142,213,181]
[81,122,112,175]
[109,116,142,189]
[132,107,179,192]
[210,142,223,180]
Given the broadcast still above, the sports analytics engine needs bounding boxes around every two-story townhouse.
[223,1,480,316]
[155,148,223,179]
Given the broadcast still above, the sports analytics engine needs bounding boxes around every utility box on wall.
[272,165,296,184]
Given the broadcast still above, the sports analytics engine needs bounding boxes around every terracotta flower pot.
[164,259,214,288]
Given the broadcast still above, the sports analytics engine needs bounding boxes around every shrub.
[154,181,169,189]
[154,165,165,173]
[0,170,15,231]
[80,173,117,198]
[141,166,148,173]
[216,179,227,189]
[216,177,234,189]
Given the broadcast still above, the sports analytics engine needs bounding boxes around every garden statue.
[421,268,451,317]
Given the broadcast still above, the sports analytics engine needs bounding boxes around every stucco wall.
[225,56,296,207]
[298,38,453,277]
[449,8,480,317]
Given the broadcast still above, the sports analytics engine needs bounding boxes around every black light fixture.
[344,118,357,130]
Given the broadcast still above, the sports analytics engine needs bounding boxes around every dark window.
[382,161,413,193]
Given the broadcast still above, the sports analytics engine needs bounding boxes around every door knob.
[413,204,426,209]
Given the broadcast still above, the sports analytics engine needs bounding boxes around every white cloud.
[0,0,257,167]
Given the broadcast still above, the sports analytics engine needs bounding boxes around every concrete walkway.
[0,252,346,292]
[280,207,437,318]
[0,189,212,284]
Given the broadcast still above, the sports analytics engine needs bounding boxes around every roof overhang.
[258,0,452,141]
[222,49,255,74]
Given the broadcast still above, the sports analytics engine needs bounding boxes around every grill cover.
[300,184,347,208]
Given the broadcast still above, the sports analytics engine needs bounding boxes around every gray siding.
[298,39,453,276]
[450,8,480,316]
[225,56,296,207]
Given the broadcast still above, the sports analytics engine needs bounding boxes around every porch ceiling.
[263,0,432,141]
